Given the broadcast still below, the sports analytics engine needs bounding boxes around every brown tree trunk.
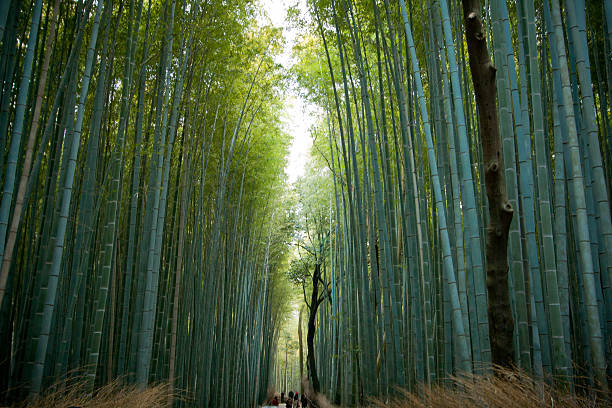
[461,0,515,368]
[307,264,322,394]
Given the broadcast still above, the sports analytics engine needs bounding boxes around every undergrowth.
[6,378,172,408]
[6,368,611,407]
[369,367,609,408]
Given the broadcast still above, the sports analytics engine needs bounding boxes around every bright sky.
[259,0,317,184]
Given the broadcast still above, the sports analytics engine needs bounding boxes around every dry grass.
[7,368,610,407]
[6,378,173,408]
[301,377,337,408]
[369,368,610,408]
[264,386,277,405]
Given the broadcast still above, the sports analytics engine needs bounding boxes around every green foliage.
[0,0,296,406]
[290,0,612,402]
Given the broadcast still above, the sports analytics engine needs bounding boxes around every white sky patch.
[259,0,317,184]
[284,95,317,183]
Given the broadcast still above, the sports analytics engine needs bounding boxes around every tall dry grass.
[6,368,609,407]
[369,368,609,408]
[5,378,174,408]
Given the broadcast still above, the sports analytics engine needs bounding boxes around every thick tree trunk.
[307,264,322,394]
[461,0,515,368]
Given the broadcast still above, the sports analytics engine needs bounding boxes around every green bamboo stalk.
[29,0,104,394]
[399,0,471,374]
[0,0,43,304]
[549,0,608,389]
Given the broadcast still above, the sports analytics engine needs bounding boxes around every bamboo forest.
[0,0,612,406]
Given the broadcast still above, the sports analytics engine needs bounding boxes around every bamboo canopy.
[0,0,611,406]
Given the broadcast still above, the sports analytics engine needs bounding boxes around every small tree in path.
[289,243,331,396]
[305,262,329,394]
[289,169,334,394]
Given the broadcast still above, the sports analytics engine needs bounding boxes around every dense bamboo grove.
[2,0,612,406]
[0,0,294,406]
[291,0,612,404]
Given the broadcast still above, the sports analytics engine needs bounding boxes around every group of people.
[270,390,308,407]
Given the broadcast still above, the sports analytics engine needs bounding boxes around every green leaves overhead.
[0,0,294,406]
[292,0,612,402]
